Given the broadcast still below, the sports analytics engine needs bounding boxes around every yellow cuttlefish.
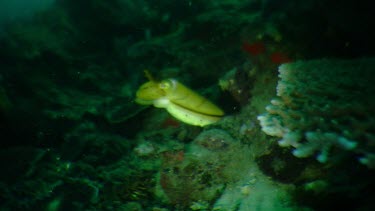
[135,70,224,127]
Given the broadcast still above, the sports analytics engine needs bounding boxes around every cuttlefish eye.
[159,79,174,90]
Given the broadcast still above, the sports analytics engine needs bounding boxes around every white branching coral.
[258,58,375,167]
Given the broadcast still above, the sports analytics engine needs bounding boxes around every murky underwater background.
[0,0,375,210]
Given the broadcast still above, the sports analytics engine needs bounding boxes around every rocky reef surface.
[1,0,375,210]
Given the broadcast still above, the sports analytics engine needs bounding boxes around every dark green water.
[1,1,374,210]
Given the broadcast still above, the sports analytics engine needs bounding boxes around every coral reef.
[1,0,375,210]
[258,58,375,166]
